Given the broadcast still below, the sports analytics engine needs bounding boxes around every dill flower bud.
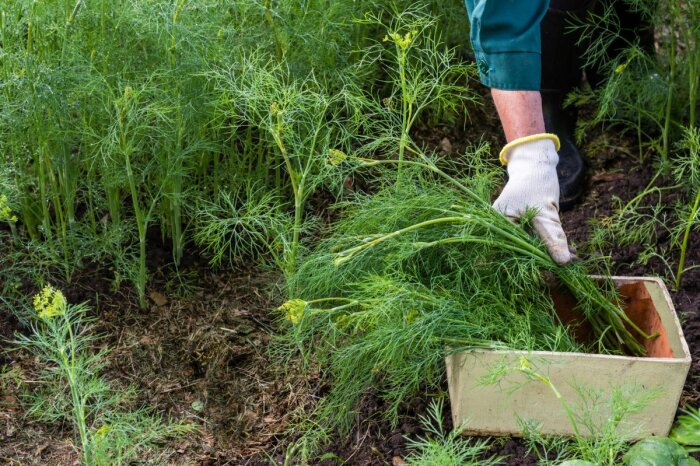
[518,356,533,372]
[33,285,67,319]
[277,299,307,325]
[0,195,18,223]
[385,30,417,49]
[327,149,347,166]
[95,425,111,438]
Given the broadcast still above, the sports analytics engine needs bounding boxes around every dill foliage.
[277,152,651,431]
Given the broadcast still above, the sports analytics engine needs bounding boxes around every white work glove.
[493,134,572,266]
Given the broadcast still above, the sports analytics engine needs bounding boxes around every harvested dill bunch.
[278,154,654,431]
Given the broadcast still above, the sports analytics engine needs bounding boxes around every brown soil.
[1,91,698,465]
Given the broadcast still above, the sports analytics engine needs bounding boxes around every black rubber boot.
[542,92,585,211]
[540,0,594,211]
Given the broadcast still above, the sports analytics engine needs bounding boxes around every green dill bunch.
[277,157,649,431]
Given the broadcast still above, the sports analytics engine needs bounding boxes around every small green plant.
[403,398,501,466]
[586,126,700,289]
[11,285,194,465]
[623,437,700,466]
[515,357,661,465]
[192,182,292,270]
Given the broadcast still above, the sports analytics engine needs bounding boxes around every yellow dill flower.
[599,215,614,228]
[386,30,417,49]
[277,299,307,325]
[0,195,18,223]
[270,101,281,117]
[327,149,348,166]
[123,86,134,100]
[518,356,533,372]
[33,285,67,319]
[94,425,111,438]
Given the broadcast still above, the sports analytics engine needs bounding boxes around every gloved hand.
[493,134,572,266]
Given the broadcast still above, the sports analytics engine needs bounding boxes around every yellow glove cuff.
[499,133,561,165]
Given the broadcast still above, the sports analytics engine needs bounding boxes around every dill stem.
[60,313,91,465]
[662,1,678,163]
[306,297,356,305]
[263,0,283,61]
[398,46,408,176]
[336,216,467,262]
[676,188,700,289]
[521,366,583,440]
[271,115,303,276]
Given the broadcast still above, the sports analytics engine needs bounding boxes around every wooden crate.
[445,277,692,438]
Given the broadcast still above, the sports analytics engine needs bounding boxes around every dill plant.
[351,6,476,172]
[361,9,470,171]
[0,0,473,302]
[519,377,661,465]
[586,127,700,289]
[571,0,700,162]
[192,181,293,270]
[570,1,699,289]
[208,53,367,276]
[403,398,502,465]
[277,149,653,436]
[11,286,194,465]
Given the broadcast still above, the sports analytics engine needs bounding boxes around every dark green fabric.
[464,0,549,90]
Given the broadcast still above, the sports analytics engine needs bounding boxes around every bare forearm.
[491,90,545,143]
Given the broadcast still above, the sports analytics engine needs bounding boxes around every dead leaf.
[34,443,49,456]
[440,137,453,153]
[149,291,168,306]
[139,335,153,345]
[392,456,407,466]
[1,395,19,411]
[343,175,354,192]
[263,416,276,424]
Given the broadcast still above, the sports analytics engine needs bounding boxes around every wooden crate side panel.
[446,350,689,438]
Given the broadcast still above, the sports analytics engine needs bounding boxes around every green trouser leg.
[464,0,549,90]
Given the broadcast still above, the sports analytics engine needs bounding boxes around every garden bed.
[1,73,698,466]
[1,101,699,466]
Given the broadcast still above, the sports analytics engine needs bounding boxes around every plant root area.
[1,116,699,466]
